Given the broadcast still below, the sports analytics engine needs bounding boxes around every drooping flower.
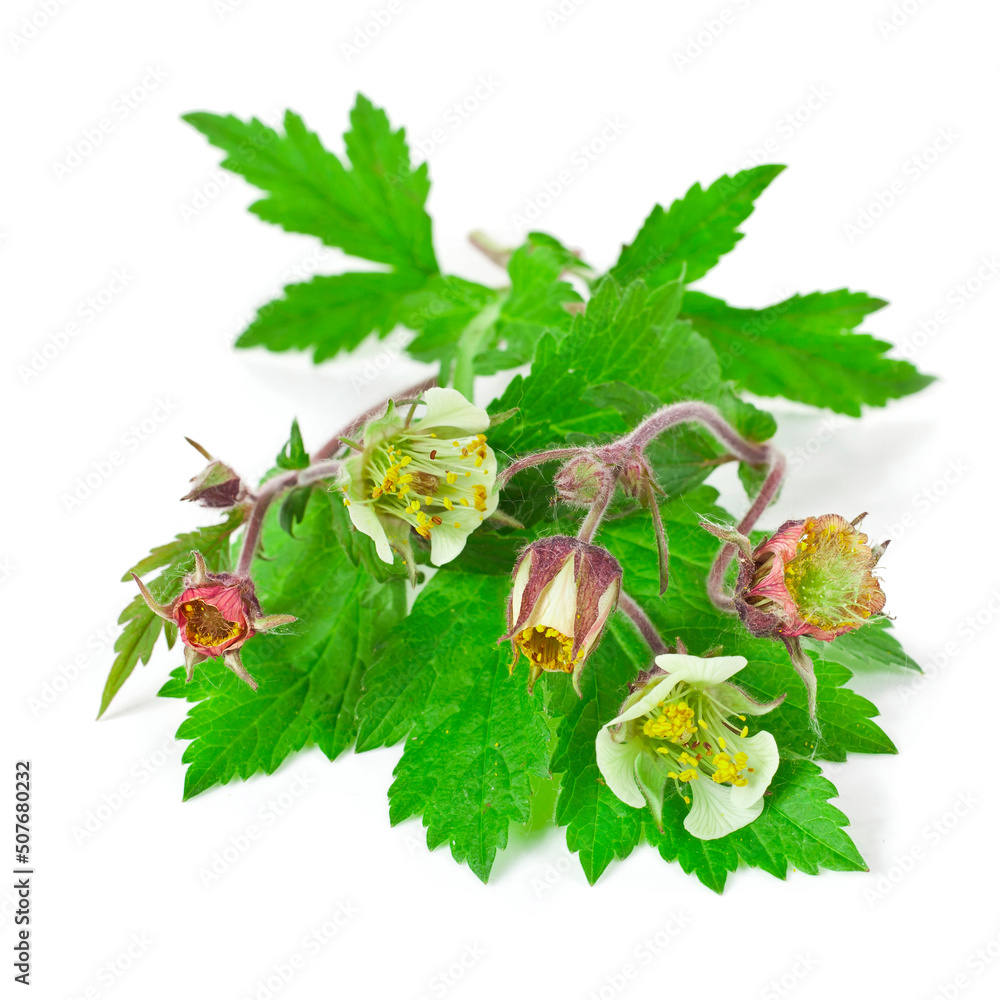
[735,513,888,642]
[500,535,622,694]
[339,387,499,578]
[132,553,295,691]
[595,653,781,840]
[180,438,250,510]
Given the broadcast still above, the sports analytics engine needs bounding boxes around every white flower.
[595,653,781,840]
[340,388,499,574]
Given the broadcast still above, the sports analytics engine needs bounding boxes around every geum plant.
[100,95,930,891]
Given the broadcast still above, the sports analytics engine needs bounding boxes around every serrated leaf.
[646,801,740,893]
[610,165,784,287]
[239,270,431,362]
[681,289,934,415]
[382,574,551,881]
[473,236,582,375]
[158,494,405,799]
[807,617,920,674]
[488,276,775,524]
[184,95,436,273]
[99,511,244,718]
[355,572,506,751]
[730,759,868,877]
[278,486,312,536]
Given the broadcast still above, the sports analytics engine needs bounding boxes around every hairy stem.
[618,591,669,656]
[497,447,581,488]
[576,470,617,544]
[235,459,343,577]
[611,401,770,464]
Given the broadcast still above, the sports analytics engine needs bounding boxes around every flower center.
[515,624,582,674]
[360,432,492,538]
[783,515,884,630]
[181,599,244,647]
[643,700,698,743]
[639,688,755,799]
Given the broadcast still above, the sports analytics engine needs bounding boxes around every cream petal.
[520,555,578,638]
[509,550,533,622]
[595,728,645,809]
[684,776,764,840]
[727,730,780,809]
[429,521,472,565]
[345,501,394,564]
[412,387,489,435]
[610,672,684,728]
[652,653,749,687]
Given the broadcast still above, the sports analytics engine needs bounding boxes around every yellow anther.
[446,472,457,485]
[740,726,749,738]
[719,737,727,751]
[678,769,699,782]
[643,700,698,744]
[399,455,412,466]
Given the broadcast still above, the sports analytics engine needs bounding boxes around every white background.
[4,1,999,997]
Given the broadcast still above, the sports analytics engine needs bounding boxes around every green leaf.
[158,493,405,799]
[807,617,921,674]
[730,759,868,878]
[99,511,244,718]
[473,236,582,375]
[376,572,551,881]
[238,270,431,362]
[646,800,739,893]
[610,165,784,287]
[184,95,437,273]
[488,276,775,521]
[355,572,507,751]
[276,419,309,470]
[681,289,935,415]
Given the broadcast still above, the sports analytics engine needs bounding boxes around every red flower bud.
[500,535,622,694]
[133,553,295,691]
[735,514,888,642]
